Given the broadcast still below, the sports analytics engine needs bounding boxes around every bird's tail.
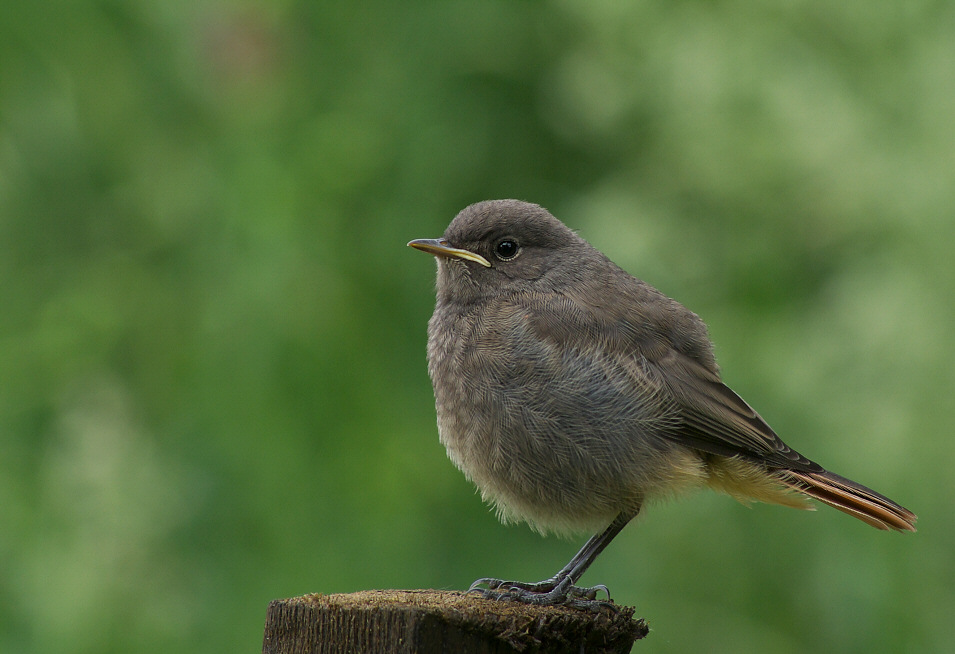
[778,469,917,532]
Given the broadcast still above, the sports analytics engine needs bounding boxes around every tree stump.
[262,589,648,653]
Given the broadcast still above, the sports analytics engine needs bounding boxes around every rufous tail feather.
[778,470,916,532]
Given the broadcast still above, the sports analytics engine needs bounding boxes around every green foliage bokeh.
[2,2,953,652]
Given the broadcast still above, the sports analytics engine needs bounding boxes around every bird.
[408,199,916,607]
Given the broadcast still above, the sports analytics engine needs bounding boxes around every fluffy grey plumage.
[409,199,915,606]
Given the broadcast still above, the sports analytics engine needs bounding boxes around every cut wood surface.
[262,589,648,653]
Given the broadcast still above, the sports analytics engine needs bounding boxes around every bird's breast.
[424,298,700,533]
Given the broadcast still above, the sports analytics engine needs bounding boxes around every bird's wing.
[524,289,821,472]
[647,348,823,472]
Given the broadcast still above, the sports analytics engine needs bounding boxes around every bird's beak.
[407,238,492,267]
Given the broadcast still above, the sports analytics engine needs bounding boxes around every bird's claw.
[467,576,615,611]
[468,577,557,594]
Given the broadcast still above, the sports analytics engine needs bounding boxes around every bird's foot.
[467,576,615,611]
[469,575,561,594]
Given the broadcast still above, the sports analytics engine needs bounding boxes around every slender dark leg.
[468,510,637,607]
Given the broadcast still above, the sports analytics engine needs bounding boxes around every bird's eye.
[494,239,520,260]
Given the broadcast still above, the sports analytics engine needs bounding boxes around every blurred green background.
[2,1,953,652]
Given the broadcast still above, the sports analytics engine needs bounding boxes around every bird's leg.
[468,510,636,607]
[471,521,618,594]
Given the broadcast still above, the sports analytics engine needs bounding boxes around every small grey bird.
[409,199,916,606]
